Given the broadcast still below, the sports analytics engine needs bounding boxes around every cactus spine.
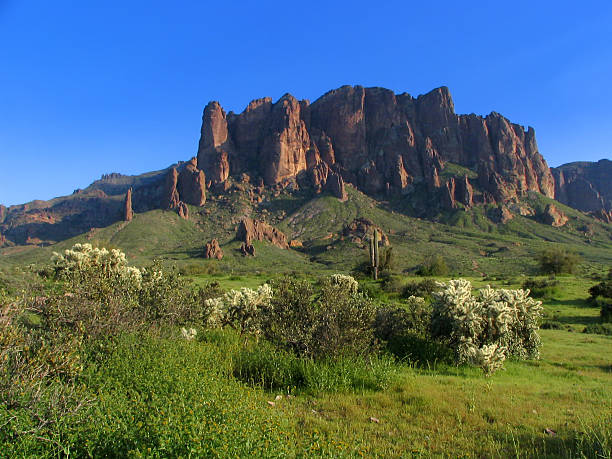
[369,228,380,280]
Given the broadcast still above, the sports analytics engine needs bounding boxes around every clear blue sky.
[1,0,611,206]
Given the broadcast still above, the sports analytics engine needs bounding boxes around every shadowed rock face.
[197,85,555,204]
[204,238,223,260]
[552,160,612,216]
[236,218,289,249]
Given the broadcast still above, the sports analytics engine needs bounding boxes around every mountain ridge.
[1,85,610,249]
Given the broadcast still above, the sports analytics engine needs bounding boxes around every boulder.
[177,201,189,220]
[540,204,568,227]
[204,238,223,260]
[342,218,389,246]
[240,242,256,256]
[236,218,289,249]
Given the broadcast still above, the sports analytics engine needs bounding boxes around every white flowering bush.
[329,274,359,295]
[53,243,142,288]
[431,279,543,375]
[205,284,272,335]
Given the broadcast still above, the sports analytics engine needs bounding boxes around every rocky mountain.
[551,160,612,222]
[0,85,610,248]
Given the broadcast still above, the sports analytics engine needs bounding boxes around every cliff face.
[552,160,612,215]
[197,86,555,205]
[2,85,609,248]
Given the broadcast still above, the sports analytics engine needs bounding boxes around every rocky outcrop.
[204,238,223,259]
[196,85,555,208]
[540,204,568,227]
[236,218,289,249]
[0,205,6,223]
[178,159,206,206]
[177,201,189,220]
[124,188,134,221]
[240,242,255,256]
[552,160,612,216]
[342,218,389,246]
[0,231,6,247]
[162,168,180,209]
[488,205,514,224]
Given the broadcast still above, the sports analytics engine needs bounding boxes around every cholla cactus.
[181,327,197,340]
[432,279,543,375]
[204,284,272,335]
[53,243,142,286]
[330,274,359,295]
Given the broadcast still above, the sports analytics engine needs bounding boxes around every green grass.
[2,274,611,457]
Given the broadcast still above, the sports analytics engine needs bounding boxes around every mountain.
[0,85,611,263]
[551,160,612,222]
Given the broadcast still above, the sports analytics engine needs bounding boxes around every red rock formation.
[0,231,6,246]
[342,218,389,246]
[552,160,612,214]
[540,204,568,227]
[197,102,233,184]
[196,85,555,206]
[162,167,180,209]
[204,238,223,259]
[325,171,347,201]
[178,159,206,206]
[124,188,134,221]
[177,201,189,220]
[0,205,6,223]
[240,242,256,256]
[236,218,289,249]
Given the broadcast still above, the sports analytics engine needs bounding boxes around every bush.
[401,279,439,300]
[431,280,543,375]
[259,275,376,360]
[522,277,560,299]
[583,323,612,336]
[540,321,567,330]
[374,296,431,342]
[416,254,448,277]
[589,280,612,300]
[539,247,581,274]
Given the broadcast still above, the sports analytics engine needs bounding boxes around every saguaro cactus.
[369,229,380,280]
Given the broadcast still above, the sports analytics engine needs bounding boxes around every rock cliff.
[197,85,555,207]
[552,160,612,216]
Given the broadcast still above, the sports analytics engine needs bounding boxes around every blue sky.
[1,0,611,206]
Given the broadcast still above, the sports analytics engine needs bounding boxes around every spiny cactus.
[369,229,380,280]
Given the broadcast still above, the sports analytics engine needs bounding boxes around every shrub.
[260,275,377,360]
[583,323,612,336]
[593,297,612,323]
[589,280,612,300]
[374,296,432,342]
[431,280,543,375]
[416,254,448,276]
[401,278,439,300]
[538,247,581,274]
[540,321,567,330]
[522,277,560,299]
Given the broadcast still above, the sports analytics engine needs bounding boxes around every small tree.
[539,247,581,274]
[417,254,448,276]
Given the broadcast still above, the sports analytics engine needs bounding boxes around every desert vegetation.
[0,243,610,457]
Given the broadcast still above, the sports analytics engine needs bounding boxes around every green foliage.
[262,276,377,359]
[583,323,612,336]
[374,296,432,342]
[539,247,581,274]
[233,340,397,393]
[416,254,448,276]
[401,278,440,300]
[522,276,560,299]
[589,279,612,299]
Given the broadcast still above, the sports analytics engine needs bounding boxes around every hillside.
[1,85,611,273]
